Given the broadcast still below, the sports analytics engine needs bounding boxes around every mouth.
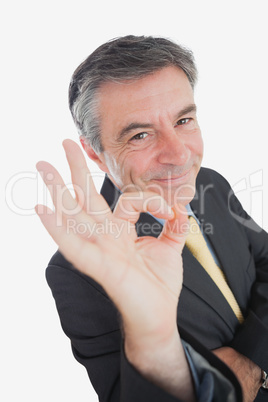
[151,169,192,185]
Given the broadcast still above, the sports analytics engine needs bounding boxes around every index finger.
[63,139,111,218]
[114,191,174,223]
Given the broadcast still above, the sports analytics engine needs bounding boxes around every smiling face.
[84,66,203,206]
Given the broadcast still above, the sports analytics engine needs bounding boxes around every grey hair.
[69,35,197,153]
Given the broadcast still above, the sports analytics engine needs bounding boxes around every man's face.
[94,66,203,206]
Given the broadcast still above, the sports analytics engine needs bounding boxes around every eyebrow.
[117,103,197,141]
[175,104,197,121]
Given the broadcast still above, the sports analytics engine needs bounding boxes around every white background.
[2,1,268,401]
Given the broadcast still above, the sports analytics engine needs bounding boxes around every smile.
[151,169,192,185]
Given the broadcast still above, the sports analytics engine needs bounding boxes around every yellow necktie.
[186,216,244,324]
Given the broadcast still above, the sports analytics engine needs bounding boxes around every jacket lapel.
[190,178,250,313]
[182,245,240,330]
[100,173,245,328]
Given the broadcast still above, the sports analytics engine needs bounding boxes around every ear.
[80,137,110,174]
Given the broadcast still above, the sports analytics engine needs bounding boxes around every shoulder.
[197,167,232,190]
[194,167,233,207]
[198,167,236,199]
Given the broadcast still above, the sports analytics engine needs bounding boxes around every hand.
[36,139,194,400]
[213,346,261,401]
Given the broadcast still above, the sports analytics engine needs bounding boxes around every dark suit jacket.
[46,167,268,401]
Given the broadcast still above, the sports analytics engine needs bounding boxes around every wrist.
[124,327,181,366]
[124,329,195,401]
[124,327,183,370]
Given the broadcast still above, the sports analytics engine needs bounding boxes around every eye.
[130,132,149,141]
[176,118,191,126]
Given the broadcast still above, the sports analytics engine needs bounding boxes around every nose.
[157,130,190,166]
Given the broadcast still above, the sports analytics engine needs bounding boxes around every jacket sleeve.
[227,189,268,372]
[46,252,241,402]
[210,170,268,374]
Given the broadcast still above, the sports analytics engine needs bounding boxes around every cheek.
[124,154,148,178]
[122,151,154,186]
[103,153,125,185]
[103,151,146,188]
[189,131,203,158]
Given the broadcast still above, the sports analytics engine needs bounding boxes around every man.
[37,36,268,401]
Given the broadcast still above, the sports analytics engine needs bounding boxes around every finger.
[36,160,97,236]
[159,203,189,252]
[36,160,81,217]
[114,191,174,223]
[35,204,103,282]
[62,139,111,218]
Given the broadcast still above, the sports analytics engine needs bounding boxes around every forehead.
[97,66,194,139]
